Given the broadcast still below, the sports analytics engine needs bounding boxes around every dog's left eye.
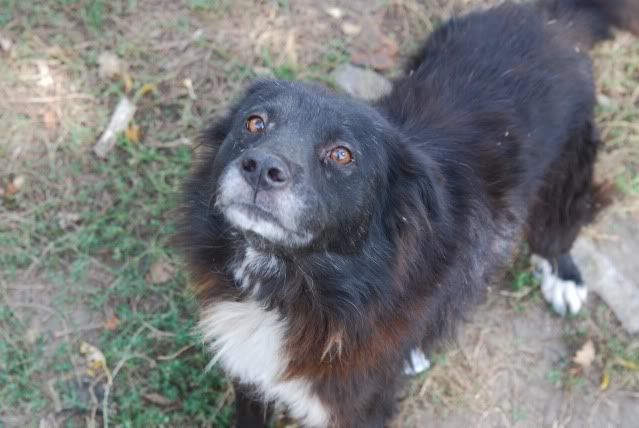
[329,146,353,165]
[246,115,266,133]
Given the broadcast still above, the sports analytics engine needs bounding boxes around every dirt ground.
[1,1,638,427]
[394,293,639,428]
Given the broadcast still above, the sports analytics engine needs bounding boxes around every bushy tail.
[541,0,639,47]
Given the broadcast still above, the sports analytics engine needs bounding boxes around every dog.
[176,0,639,426]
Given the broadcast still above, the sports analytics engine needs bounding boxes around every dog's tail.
[540,0,639,48]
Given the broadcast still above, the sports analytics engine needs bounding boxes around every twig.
[89,372,107,425]
[499,286,536,300]
[146,137,192,149]
[46,378,64,412]
[157,344,195,361]
[6,94,94,103]
[22,241,56,279]
[141,321,176,338]
[54,322,104,338]
[102,354,154,428]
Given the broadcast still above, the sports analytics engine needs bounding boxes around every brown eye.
[329,146,353,165]
[246,115,266,133]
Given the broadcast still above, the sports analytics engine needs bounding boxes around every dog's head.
[202,80,405,250]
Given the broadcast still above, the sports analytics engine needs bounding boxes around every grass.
[1,133,235,425]
[0,0,360,425]
[1,0,638,427]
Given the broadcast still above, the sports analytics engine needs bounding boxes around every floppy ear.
[383,138,445,240]
[382,137,452,289]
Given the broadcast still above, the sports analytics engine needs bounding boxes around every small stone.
[572,211,639,333]
[98,51,122,80]
[331,64,392,101]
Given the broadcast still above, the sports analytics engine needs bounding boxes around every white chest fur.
[199,300,330,427]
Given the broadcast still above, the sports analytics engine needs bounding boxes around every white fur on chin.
[216,168,314,247]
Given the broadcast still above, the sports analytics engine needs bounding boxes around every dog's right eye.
[246,115,266,134]
[329,146,353,165]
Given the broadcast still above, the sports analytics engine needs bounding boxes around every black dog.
[177,0,638,426]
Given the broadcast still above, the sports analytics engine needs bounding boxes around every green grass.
[1,136,234,426]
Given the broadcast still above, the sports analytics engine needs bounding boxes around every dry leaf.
[98,51,122,80]
[122,73,134,94]
[147,260,175,284]
[0,34,12,52]
[324,6,344,19]
[104,315,120,332]
[341,22,362,36]
[183,78,197,100]
[572,339,595,369]
[93,96,137,158]
[80,342,107,377]
[43,110,58,130]
[143,392,175,406]
[6,175,26,196]
[137,83,157,98]
[614,357,639,371]
[126,124,141,143]
[36,60,54,88]
[600,371,610,391]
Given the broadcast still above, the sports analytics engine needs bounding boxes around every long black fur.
[176,1,638,426]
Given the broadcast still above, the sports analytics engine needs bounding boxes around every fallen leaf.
[572,339,595,369]
[614,357,639,371]
[6,175,26,196]
[122,73,134,94]
[324,6,344,19]
[80,342,108,377]
[93,96,137,158]
[104,315,120,332]
[147,260,175,284]
[341,22,362,36]
[36,60,54,88]
[43,110,58,130]
[600,371,610,391]
[0,34,12,52]
[126,124,141,143]
[143,392,175,406]
[137,83,157,98]
[98,51,122,80]
[183,78,197,100]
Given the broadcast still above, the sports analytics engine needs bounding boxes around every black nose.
[240,151,290,191]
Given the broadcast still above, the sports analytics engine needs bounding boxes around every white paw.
[531,254,588,316]
[403,348,431,376]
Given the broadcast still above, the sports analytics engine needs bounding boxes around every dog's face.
[211,80,393,249]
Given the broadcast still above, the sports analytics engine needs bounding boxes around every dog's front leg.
[233,383,272,428]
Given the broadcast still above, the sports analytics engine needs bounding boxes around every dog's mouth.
[221,202,313,246]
